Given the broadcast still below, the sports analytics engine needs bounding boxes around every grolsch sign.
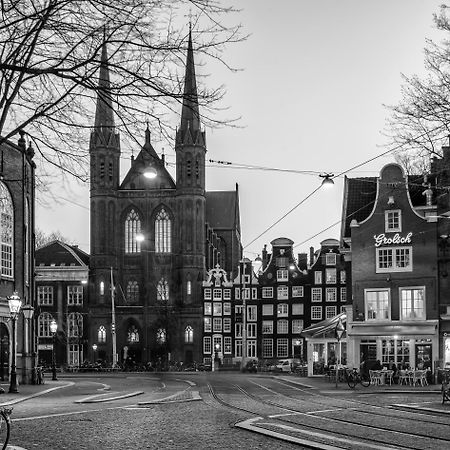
[373,232,412,247]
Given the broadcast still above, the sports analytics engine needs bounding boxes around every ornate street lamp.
[50,319,58,381]
[8,292,22,393]
[334,318,345,389]
[92,343,98,365]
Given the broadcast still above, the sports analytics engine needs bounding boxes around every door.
[312,343,325,375]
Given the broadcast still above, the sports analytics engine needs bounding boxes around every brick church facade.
[88,30,242,368]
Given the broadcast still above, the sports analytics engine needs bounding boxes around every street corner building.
[0,132,36,385]
[341,162,440,378]
[87,30,242,368]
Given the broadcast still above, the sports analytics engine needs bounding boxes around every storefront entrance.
[415,342,432,371]
[0,323,9,381]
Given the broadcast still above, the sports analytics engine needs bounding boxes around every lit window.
[155,328,164,344]
[262,320,273,334]
[204,302,212,315]
[155,208,171,253]
[126,281,139,303]
[400,287,425,320]
[340,270,346,283]
[365,289,390,321]
[224,336,232,354]
[385,210,401,232]
[312,288,322,302]
[185,325,194,343]
[204,289,211,300]
[376,247,412,273]
[98,326,107,343]
[326,268,337,284]
[125,209,141,253]
[314,271,322,284]
[276,257,288,267]
[213,303,222,316]
[204,317,212,332]
[68,286,83,305]
[311,306,322,320]
[0,182,13,278]
[262,287,273,298]
[187,281,192,295]
[100,281,105,296]
[157,278,169,301]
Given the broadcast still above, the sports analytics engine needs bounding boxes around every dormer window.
[385,210,401,233]
[325,253,336,266]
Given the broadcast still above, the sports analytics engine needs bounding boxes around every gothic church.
[88,31,242,367]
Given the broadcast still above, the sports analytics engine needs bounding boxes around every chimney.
[309,246,315,266]
[297,253,308,271]
[262,244,268,269]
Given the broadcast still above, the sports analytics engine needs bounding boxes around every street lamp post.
[50,319,58,381]
[8,292,22,393]
[334,318,345,389]
[92,343,97,365]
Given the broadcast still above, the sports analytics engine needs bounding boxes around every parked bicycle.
[0,407,12,450]
[345,368,371,389]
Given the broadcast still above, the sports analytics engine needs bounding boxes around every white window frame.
[262,304,273,315]
[326,306,337,318]
[277,303,288,317]
[277,269,288,281]
[213,318,222,332]
[277,338,289,358]
[247,323,257,338]
[223,302,231,315]
[0,182,13,278]
[68,285,83,306]
[400,286,425,320]
[376,246,413,273]
[385,209,401,233]
[292,319,303,334]
[325,253,336,265]
[203,336,212,354]
[340,287,347,302]
[262,338,273,358]
[262,320,273,334]
[224,336,232,354]
[277,319,288,334]
[213,289,222,300]
[223,318,231,332]
[204,302,212,315]
[365,288,391,321]
[247,305,257,321]
[125,209,141,254]
[311,306,322,320]
[262,287,273,298]
[314,271,322,284]
[326,288,337,302]
[223,289,231,300]
[204,289,212,300]
[326,268,337,284]
[38,286,53,306]
[312,288,322,302]
[277,286,289,300]
[213,302,222,316]
[204,317,212,332]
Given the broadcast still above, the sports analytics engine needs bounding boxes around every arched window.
[127,325,139,343]
[157,328,166,344]
[157,278,169,302]
[98,326,107,343]
[126,280,139,303]
[125,209,141,253]
[38,313,53,337]
[68,313,83,338]
[0,182,13,277]
[185,326,194,343]
[155,208,171,253]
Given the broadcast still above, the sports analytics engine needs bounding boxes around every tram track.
[206,379,450,450]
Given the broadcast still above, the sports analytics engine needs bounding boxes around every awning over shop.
[301,312,346,339]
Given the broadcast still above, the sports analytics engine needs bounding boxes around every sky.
[36,0,445,261]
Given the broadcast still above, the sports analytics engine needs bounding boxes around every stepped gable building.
[0,133,35,384]
[341,163,439,376]
[88,30,242,368]
[35,241,89,368]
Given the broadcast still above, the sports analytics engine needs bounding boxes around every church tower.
[89,40,120,305]
[175,28,206,305]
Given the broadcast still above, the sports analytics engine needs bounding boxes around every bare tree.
[35,227,74,249]
[0,0,244,181]
[385,3,450,173]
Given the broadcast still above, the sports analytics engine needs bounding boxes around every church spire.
[94,38,115,131]
[180,26,200,133]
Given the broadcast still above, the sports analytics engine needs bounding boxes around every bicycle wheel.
[347,372,357,389]
[0,408,12,450]
[360,373,371,387]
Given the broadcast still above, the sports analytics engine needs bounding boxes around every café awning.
[301,312,346,338]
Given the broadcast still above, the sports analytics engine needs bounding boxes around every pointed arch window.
[0,182,13,277]
[157,328,166,344]
[98,326,107,343]
[68,313,83,338]
[127,325,139,343]
[38,313,54,337]
[125,209,141,253]
[157,278,169,302]
[155,208,171,253]
[185,326,194,343]
[126,280,139,303]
